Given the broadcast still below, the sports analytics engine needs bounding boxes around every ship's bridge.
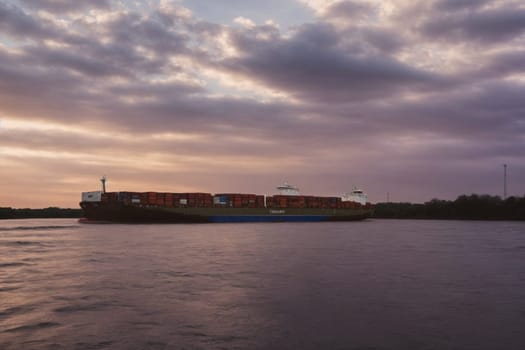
[81,191,102,202]
[277,183,300,196]
[341,187,368,205]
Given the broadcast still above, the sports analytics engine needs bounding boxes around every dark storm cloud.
[19,0,110,13]
[421,5,525,43]
[222,22,442,102]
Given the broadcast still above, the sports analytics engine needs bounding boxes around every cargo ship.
[80,178,373,223]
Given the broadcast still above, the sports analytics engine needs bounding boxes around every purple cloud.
[0,2,57,39]
[323,1,377,20]
[221,22,441,102]
[19,0,110,13]
[422,5,525,43]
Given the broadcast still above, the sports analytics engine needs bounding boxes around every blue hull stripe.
[208,215,329,223]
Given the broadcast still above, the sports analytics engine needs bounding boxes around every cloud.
[221,22,442,102]
[103,12,190,55]
[233,16,256,28]
[18,0,111,13]
[421,4,525,43]
[0,2,57,40]
[433,0,491,12]
[323,1,377,21]
[359,28,405,53]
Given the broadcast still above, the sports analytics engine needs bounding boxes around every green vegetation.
[374,194,525,221]
[0,207,82,219]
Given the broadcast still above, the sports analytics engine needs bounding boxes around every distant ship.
[80,178,373,223]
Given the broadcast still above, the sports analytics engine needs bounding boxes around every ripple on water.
[145,341,167,349]
[4,322,61,333]
[0,225,79,232]
[0,304,36,319]
[0,262,31,268]
[74,340,114,349]
[1,241,43,246]
[54,302,113,313]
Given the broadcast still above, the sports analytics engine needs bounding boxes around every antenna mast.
[503,164,507,200]
[101,176,107,193]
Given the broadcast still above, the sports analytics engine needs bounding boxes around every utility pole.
[387,192,390,203]
[503,164,507,200]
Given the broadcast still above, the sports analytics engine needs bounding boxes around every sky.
[1,0,524,208]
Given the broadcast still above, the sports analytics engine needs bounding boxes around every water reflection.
[1,219,525,349]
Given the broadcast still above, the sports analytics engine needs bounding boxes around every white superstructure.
[342,187,367,205]
[81,191,102,202]
[276,182,300,196]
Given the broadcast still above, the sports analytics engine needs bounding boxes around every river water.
[1,218,525,349]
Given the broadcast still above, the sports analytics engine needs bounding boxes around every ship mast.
[100,176,107,193]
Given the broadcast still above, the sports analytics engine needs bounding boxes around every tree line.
[0,207,83,219]
[373,194,525,220]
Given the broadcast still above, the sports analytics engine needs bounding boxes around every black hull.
[80,202,373,224]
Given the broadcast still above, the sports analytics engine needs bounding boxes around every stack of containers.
[101,192,118,203]
[131,193,141,205]
[256,195,265,208]
[267,195,287,208]
[213,195,228,207]
[193,193,212,207]
[173,193,182,208]
[266,195,349,209]
[118,192,132,205]
[233,194,242,208]
[308,196,319,208]
[214,193,233,208]
[139,193,149,205]
[214,193,261,208]
[205,193,213,207]
[147,192,157,205]
[165,193,174,207]
[331,197,341,208]
[187,193,195,207]
[155,193,165,207]
[178,193,186,207]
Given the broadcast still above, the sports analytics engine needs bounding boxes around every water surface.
[1,219,525,349]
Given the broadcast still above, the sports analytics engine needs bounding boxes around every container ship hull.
[80,185,373,224]
[81,202,372,223]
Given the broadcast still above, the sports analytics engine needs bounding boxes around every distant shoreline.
[373,194,525,221]
[0,207,82,220]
